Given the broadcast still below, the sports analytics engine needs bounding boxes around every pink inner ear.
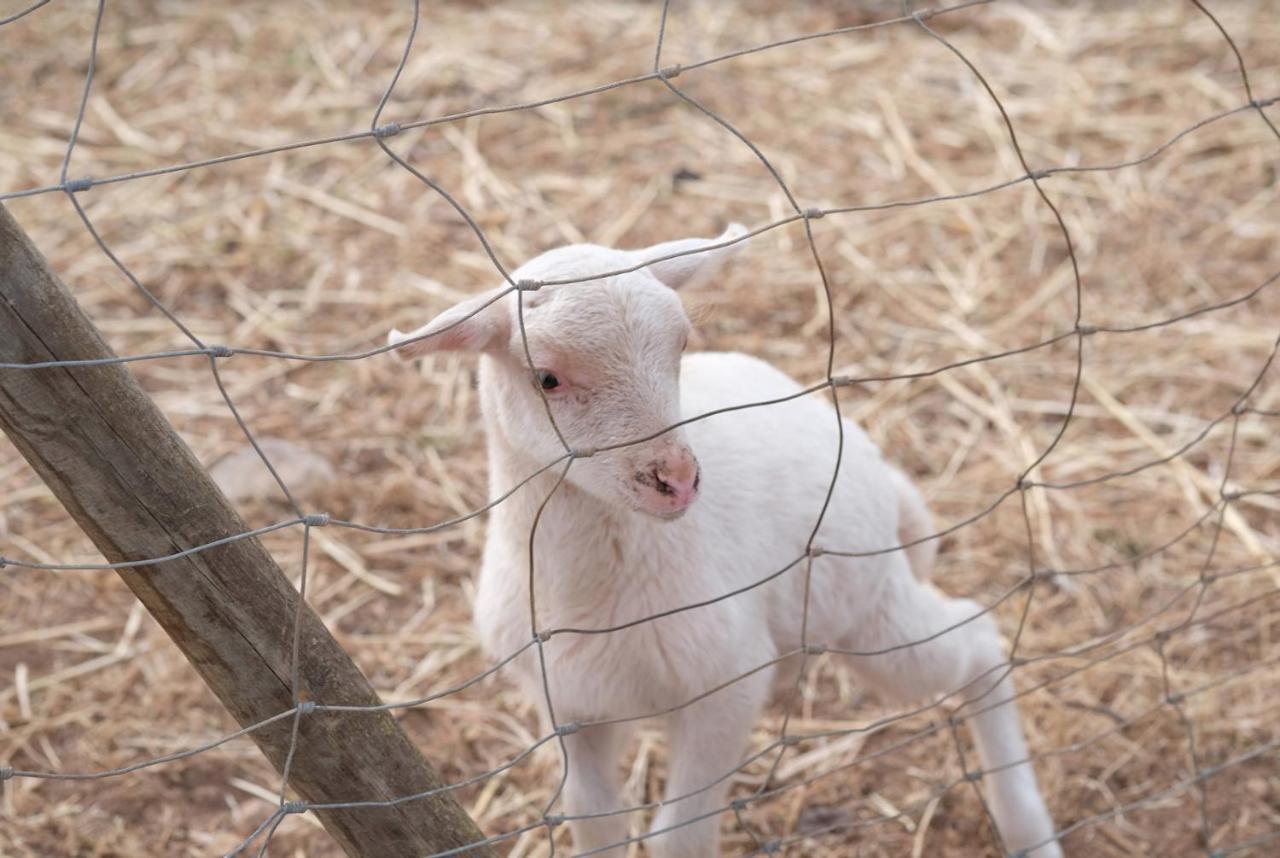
[431,309,507,353]
[391,311,498,357]
[397,325,474,356]
[433,324,474,351]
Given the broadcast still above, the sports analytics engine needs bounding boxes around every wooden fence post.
[0,202,494,858]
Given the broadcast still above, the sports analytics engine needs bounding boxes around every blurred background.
[1,1,1277,855]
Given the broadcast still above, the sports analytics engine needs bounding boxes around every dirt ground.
[1,0,1278,856]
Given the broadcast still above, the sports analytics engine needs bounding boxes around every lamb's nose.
[652,457,700,508]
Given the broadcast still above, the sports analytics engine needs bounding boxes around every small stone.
[209,438,337,503]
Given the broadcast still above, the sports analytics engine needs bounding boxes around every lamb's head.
[388,224,746,520]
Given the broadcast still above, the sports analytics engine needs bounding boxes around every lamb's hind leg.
[839,569,1062,858]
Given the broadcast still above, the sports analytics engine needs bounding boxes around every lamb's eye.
[537,370,561,391]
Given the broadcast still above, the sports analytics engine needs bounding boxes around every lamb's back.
[679,351,906,648]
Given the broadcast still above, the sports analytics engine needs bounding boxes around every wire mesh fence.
[1,0,1278,856]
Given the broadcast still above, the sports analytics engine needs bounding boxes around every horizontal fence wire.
[1,1,1278,857]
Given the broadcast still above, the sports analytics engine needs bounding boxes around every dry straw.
[1,0,1278,856]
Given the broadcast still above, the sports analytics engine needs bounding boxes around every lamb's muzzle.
[635,445,700,518]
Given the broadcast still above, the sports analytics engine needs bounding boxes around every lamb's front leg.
[561,722,632,856]
[648,674,770,858]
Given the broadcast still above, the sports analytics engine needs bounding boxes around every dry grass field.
[2,1,1278,855]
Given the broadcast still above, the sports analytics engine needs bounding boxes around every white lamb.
[389,225,1061,858]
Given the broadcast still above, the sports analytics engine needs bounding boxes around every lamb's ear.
[387,288,511,361]
[630,223,748,290]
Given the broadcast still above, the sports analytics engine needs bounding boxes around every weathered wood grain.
[0,202,493,858]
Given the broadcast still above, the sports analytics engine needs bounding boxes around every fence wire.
[1,1,1278,857]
